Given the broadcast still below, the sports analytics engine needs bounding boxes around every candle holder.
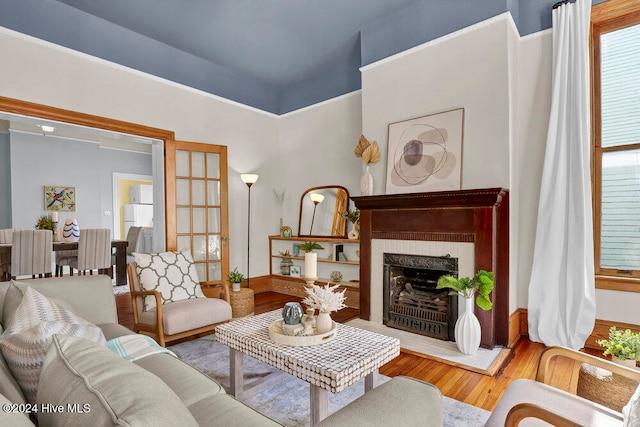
[52,221,60,242]
[304,277,317,288]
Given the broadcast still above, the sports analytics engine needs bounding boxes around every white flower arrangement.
[302,283,347,313]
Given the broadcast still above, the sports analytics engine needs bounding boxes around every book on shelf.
[332,243,344,262]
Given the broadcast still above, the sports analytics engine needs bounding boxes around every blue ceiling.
[0,0,605,115]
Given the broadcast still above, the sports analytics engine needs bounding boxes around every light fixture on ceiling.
[40,125,55,132]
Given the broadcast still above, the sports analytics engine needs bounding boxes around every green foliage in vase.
[341,209,360,224]
[226,267,245,284]
[597,326,640,360]
[34,214,54,231]
[436,270,494,311]
[299,241,324,252]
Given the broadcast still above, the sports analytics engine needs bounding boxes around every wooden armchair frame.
[504,346,640,426]
[127,262,231,347]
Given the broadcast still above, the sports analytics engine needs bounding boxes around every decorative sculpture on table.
[62,218,80,242]
[302,283,347,334]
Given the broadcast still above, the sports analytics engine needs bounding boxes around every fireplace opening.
[383,253,458,341]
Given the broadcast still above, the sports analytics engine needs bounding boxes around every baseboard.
[511,308,640,351]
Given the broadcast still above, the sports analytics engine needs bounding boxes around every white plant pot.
[612,356,638,370]
[455,296,481,355]
[316,311,332,334]
[232,282,241,292]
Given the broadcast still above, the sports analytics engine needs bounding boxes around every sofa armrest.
[317,376,442,426]
[505,402,582,427]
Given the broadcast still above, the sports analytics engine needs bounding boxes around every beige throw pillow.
[0,287,106,403]
[133,251,205,311]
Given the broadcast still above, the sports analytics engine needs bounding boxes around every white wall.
[0,27,279,275]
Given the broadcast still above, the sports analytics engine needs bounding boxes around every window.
[592,1,640,290]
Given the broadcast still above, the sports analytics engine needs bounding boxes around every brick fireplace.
[353,188,509,348]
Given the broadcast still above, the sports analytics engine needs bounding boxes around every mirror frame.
[297,185,350,239]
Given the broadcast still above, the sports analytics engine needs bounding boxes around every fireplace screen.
[383,253,458,341]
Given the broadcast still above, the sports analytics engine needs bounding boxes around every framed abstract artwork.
[385,108,464,194]
[44,186,76,211]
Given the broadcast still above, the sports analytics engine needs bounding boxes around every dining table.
[0,240,128,286]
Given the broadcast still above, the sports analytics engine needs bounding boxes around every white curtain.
[528,0,595,349]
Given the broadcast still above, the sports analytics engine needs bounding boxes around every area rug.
[346,318,510,376]
[169,336,491,427]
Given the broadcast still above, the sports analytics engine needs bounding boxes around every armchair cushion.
[0,287,106,403]
[133,251,205,311]
[139,297,232,335]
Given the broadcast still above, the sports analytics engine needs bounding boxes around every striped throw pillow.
[0,287,106,403]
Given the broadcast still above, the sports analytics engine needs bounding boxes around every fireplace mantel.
[353,188,509,348]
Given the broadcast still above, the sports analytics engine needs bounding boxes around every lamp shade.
[241,174,259,185]
[309,193,324,203]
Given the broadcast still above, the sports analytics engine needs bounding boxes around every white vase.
[316,311,332,334]
[348,221,360,240]
[612,356,638,370]
[360,165,373,196]
[232,282,241,292]
[455,296,481,355]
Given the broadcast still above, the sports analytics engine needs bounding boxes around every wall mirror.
[298,185,349,238]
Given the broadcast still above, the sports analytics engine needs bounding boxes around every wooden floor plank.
[115,290,608,412]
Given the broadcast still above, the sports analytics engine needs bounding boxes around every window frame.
[591,0,640,292]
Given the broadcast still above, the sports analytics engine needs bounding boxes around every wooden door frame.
[0,95,175,242]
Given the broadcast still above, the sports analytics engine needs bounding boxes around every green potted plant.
[34,213,54,231]
[227,267,245,292]
[436,270,494,355]
[597,326,640,368]
[299,242,324,280]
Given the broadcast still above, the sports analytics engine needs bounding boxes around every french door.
[165,141,229,292]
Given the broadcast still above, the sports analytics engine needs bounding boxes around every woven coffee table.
[215,310,400,425]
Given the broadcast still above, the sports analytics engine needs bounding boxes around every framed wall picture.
[44,186,76,211]
[385,108,464,194]
[290,266,301,277]
[292,244,300,256]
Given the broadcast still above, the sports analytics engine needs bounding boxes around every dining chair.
[69,228,112,276]
[0,228,16,280]
[10,229,53,279]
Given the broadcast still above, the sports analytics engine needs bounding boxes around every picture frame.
[290,266,301,277]
[44,186,76,212]
[385,108,464,195]
[292,244,300,256]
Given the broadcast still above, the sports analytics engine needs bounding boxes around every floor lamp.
[241,174,258,288]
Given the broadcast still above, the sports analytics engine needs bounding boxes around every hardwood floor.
[115,290,605,413]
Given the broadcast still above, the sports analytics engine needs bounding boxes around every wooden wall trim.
[0,96,175,141]
[372,231,475,242]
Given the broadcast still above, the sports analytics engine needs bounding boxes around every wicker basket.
[577,363,639,412]
[229,288,255,318]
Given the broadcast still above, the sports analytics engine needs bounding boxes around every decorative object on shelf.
[279,251,293,275]
[280,225,292,238]
[330,271,343,282]
[34,213,54,232]
[62,218,80,242]
[299,242,323,283]
[597,326,640,369]
[290,266,301,277]
[292,244,300,256]
[297,186,349,238]
[302,283,347,334]
[241,173,259,288]
[385,108,464,195]
[437,270,494,355]
[341,208,360,240]
[227,267,245,292]
[354,135,380,196]
[44,185,76,212]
